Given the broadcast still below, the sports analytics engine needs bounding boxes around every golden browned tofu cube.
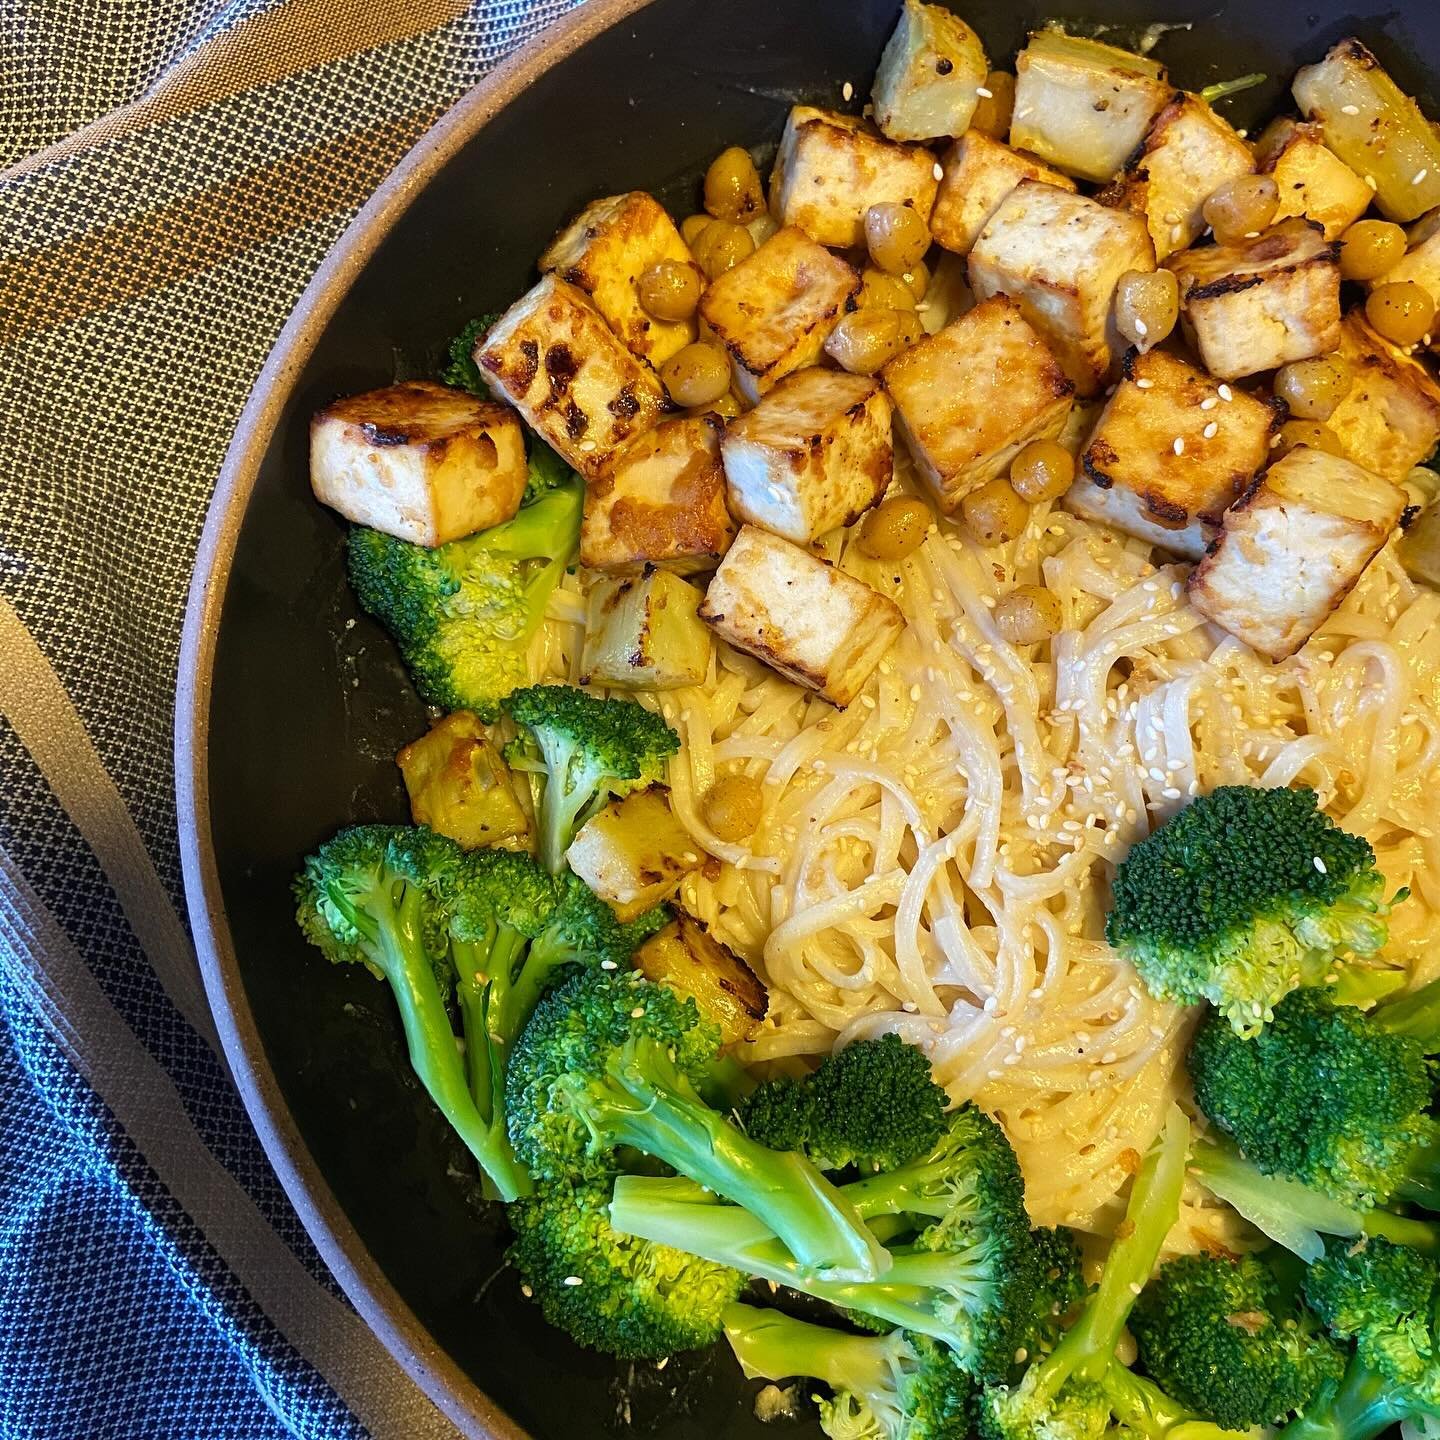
[769,106,940,250]
[930,130,1076,257]
[310,381,527,547]
[1097,94,1253,261]
[968,181,1155,395]
[538,191,702,367]
[581,414,735,574]
[1326,311,1440,483]
[699,227,859,403]
[1010,30,1172,183]
[581,568,712,691]
[871,0,988,142]
[633,912,767,1045]
[1188,446,1405,659]
[476,274,668,480]
[721,370,893,543]
[396,711,531,850]
[1070,349,1281,558]
[882,294,1073,512]
[699,525,905,706]
[1166,220,1342,381]
[565,788,702,921]
[1255,117,1372,240]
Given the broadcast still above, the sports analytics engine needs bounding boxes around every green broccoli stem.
[450,928,528,1114]
[1278,1356,1420,1440]
[523,729,603,873]
[1397,1135,1440,1213]
[722,1301,904,1398]
[1374,976,1440,1052]
[1102,1364,1234,1440]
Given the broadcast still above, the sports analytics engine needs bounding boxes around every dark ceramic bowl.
[177,1,1440,1435]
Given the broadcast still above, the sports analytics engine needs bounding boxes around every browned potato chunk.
[633,912,767,1045]
[870,0,989,142]
[564,788,702,921]
[581,568,712,691]
[1254,117,1372,240]
[396,711,530,850]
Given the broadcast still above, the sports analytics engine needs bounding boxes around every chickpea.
[823,308,922,375]
[1202,174,1279,245]
[689,220,754,281]
[899,258,930,304]
[1114,269,1179,352]
[637,260,703,322]
[865,202,931,275]
[1272,418,1346,461]
[702,773,764,841]
[960,477,1029,547]
[993,585,1062,645]
[1339,219,1407,282]
[681,213,713,247]
[704,146,765,224]
[1366,281,1436,347]
[660,343,731,407]
[858,266,918,311]
[1274,355,1353,421]
[858,495,933,560]
[1009,439,1076,503]
[970,71,1016,140]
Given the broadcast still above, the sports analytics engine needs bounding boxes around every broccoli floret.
[722,1302,972,1440]
[1130,1251,1345,1429]
[1107,786,1396,1037]
[347,478,582,719]
[508,1178,743,1359]
[1278,1353,1439,1440]
[741,1034,948,1174]
[1101,1363,1242,1440]
[519,441,575,508]
[505,968,886,1282]
[438,314,497,393]
[501,684,679,872]
[1016,1228,1087,1368]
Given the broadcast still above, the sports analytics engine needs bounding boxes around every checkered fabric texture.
[0,2,581,1435]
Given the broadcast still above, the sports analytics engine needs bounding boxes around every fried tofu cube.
[476,274,668,479]
[698,227,859,403]
[581,568,712,691]
[565,788,702,921]
[871,0,989,143]
[633,912,767,1045]
[1070,349,1281,558]
[769,106,940,250]
[581,414,735,574]
[1096,94,1254,261]
[1166,220,1342,381]
[1010,30,1172,183]
[930,131,1076,257]
[1188,446,1405,659]
[310,381,527,547]
[698,525,905,706]
[396,711,531,850]
[538,191,701,367]
[1326,311,1440,482]
[1254,117,1372,240]
[882,294,1073,511]
[721,370,893,543]
[968,181,1155,395]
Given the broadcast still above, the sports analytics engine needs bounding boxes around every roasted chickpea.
[1202,174,1279,245]
[865,202,931,275]
[702,773,764,841]
[1009,438,1076,503]
[638,260,703,322]
[1272,418,1346,461]
[660,343,731,407]
[704,146,765,224]
[899,258,930,304]
[681,213,713,247]
[1339,219,1407,282]
[859,266,918,311]
[690,220,754,281]
[823,308,922,375]
[1274,355,1354,421]
[858,495,933,560]
[1366,281,1436,347]
[993,585,1062,645]
[960,477,1029,547]
[1114,269,1179,352]
[970,71,1015,140]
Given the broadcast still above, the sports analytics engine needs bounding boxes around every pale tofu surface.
[769,106,940,250]
[538,191,700,366]
[721,369,893,544]
[870,0,988,143]
[930,131,1076,257]
[310,381,527,548]
[1188,446,1405,660]
[1255,118,1372,240]
[1166,220,1342,380]
[476,274,668,479]
[699,226,859,403]
[968,181,1155,395]
[882,294,1074,511]
[1071,350,1279,559]
[698,525,906,706]
[581,413,735,574]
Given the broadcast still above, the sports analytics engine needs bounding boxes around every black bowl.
[177,1,1440,1434]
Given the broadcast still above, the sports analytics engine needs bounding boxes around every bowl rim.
[174,3,655,1434]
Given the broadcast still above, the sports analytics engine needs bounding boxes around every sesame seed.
[1135,377,1154,390]
[521,1283,533,1298]
[1162,787,1182,799]
[1416,169,1430,184]
[933,162,944,181]
[1341,104,1360,115]
[631,1006,646,1018]
[578,439,597,452]
[1314,856,1328,874]
[910,684,922,701]
[1217,384,1233,401]
[976,85,994,98]
[1200,396,1218,410]
[1203,421,1218,439]
[563,1276,583,1287]
[842,80,854,101]
[1365,174,1378,190]
[1135,317,1149,336]
[1173,437,1185,456]
[600,959,618,970]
